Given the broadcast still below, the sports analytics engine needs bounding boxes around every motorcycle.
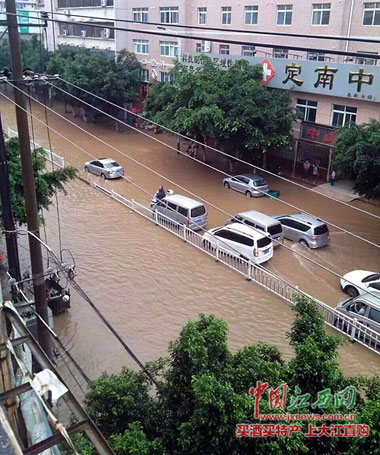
[151,189,174,208]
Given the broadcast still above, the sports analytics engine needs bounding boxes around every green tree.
[47,48,142,124]
[0,35,50,73]
[2,137,76,224]
[144,57,294,162]
[333,120,380,199]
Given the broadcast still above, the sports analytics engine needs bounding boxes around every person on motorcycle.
[156,185,166,201]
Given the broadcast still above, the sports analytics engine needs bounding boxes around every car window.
[362,274,380,283]
[369,283,380,291]
[104,162,119,168]
[234,216,243,222]
[314,224,328,235]
[214,229,234,240]
[178,206,188,216]
[268,224,282,236]
[233,233,254,246]
[92,161,100,166]
[167,202,177,211]
[257,237,272,248]
[278,217,292,227]
[240,177,250,184]
[348,302,367,316]
[234,176,244,182]
[191,206,206,217]
[368,308,380,324]
[245,220,257,229]
[292,220,310,232]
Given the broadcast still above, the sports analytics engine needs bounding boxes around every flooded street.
[1,96,379,391]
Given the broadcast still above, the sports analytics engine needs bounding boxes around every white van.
[202,223,273,264]
[153,194,208,231]
[226,210,284,248]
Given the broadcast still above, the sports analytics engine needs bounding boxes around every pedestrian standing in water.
[330,170,336,187]
[312,163,319,184]
[303,160,310,180]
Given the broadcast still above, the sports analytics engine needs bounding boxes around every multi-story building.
[42,1,380,179]
[0,0,43,38]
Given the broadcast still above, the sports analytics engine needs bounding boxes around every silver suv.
[223,173,269,197]
[335,292,380,335]
[274,213,329,248]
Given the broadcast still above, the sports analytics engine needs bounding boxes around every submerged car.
[223,173,269,198]
[274,213,329,249]
[340,270,380,297]
[84,158,124,180]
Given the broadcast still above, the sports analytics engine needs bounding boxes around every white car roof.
[99,158,117,164]
[236,210,280,226]
[224,223,270,240]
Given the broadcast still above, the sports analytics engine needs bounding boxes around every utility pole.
[5,0,52,357]
[0,114,21,283]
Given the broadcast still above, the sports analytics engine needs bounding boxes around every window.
[331,105,357,127]
[241,45,256,56]
[245,5,258,24]
[59,21,114,39]
[273,48,288,58]
[198,7,207,24]
[363,2,380,25]
[308,51,326,61]
[221,7,232,25]
[196,41,211,53]
[160,72,174,82]
[219,44,230,55]
[368,308,380,324]
[160,41,179,57]
[191,206,206,217]
[277,4,292,25]
[297,99,318,122]
[133,7,148,23]
[133,40,149,55]
[355,51,377,65]
[140,69,149,82]
[257,237,271,248]
[178,206,188,216]
[369,283,380,291]
[312,3,331,25]
[160,6,179,24]
[58,0,113,6]
[292,221,311,232]
[314,224,328,235]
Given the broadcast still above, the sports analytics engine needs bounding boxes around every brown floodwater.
[1,97,379,397]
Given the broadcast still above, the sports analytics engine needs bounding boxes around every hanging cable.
[2,88,379,304]
[55,77,380,222]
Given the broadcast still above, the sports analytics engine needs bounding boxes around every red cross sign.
[261,59,275,84]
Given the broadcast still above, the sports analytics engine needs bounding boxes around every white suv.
[202,223,273,264]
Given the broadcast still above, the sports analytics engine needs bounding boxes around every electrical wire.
[37,80,380,248]
[16,9,380,44]
[56,77,380,222]
[5,12,380,61]
[1,87,379,303]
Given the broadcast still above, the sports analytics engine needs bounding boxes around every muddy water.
[1,98,379,387]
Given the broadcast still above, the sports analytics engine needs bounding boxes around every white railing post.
[183,226,187,242]
[154,210,158,225]
[215,246,219,262]
[246,262,251,281]
[350,319,358,342]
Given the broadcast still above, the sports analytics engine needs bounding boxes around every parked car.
[152,194,208,231]
[223,173,269,198]
[84,158,124,180]
[334,291,380,335]
[226,210,284,248]
[273,213,329,248]
[340,270,380,297]
[202,223,273,264]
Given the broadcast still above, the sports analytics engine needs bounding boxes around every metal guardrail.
[93,183,380,355]
[7,128,65,168]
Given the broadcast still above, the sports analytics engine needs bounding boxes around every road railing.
[93,182,379,355]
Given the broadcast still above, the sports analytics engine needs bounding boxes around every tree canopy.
[143,57,294,162]
[63,296,380,455]
[2,137,76,224]
[333,121,380,199]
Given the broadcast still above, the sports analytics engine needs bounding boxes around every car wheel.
[299,239,309,248]
[101,173,106,181]
[224,182,230,188]
[245,191,252,198]
[84,166,89,173]
[345,286,359,298]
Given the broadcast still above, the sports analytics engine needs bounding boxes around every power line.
[33,79,380,249]
[20,9,380,44]
[6,12,380,60]
[56,76,380,222]
[2,86,379,304]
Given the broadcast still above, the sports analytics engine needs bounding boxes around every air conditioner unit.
[101,0,107,6]
[141,59,147,65]
[63,9,70,16]
[81,30,87,38]
[102,28,110,39]
[202,41,211,53]
[63,29,68,36]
